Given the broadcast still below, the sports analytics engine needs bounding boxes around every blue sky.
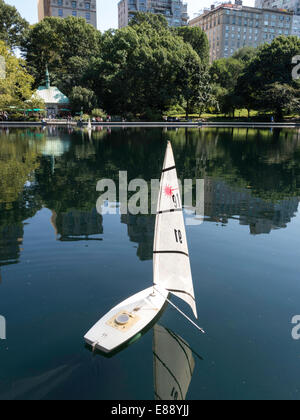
[6,0,254,32]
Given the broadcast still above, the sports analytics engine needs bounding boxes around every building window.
[72,1,77,8]
[58,9,63,17]
[86,12,91,20]
[58,0,63,5]
[85,2,91,9]
[72,11,77,16]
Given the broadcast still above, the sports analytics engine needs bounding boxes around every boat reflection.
[85,319,201,401]
[153,325,198,401]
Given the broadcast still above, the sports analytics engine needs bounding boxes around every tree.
[257,83,300,120]
[0,0,29,48]
[69,86,98,113]
[129,12,169,31]
[210,57,245,92]
[235,36,300,118]
[210,57,245,115]
[98,22,204,118]
[232,46,257,63]
[178,52,215,119]
[247,36,300,87]
[175,26,209,66]
[22,16,102,94]
[0,41,43,110]
[91,12,213,119]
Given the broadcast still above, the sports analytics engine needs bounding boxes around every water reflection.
[121,214,155,261]
[0,323,199,400]
[0,126,299,269]
[0,224,23,267]
[1,126,300,400]
[51,209,103,242]
[203,178,299,235]
[153,325,196,401]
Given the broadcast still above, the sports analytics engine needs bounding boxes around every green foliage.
[91,108,106,118]
[0,132,40,208]
[166,103,185,116]
[210,57,245,115]
[175,26,209,65]
[98,18,211,117]
[246,36,300,87]
[20,11,212,118]
[22,16,102,94]
[69,86,98,113]
[179,52,215,118]
[232,46,257,63]
[210,57,245,92]
[73,113,90,121]
[0,0,29,48]
[129,12,169,31]
[236,36,300,118]
[257,83,300,120]
[0,41,43,110]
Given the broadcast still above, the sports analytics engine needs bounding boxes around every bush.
[73,114,90,121]
[28,116,40,122]
[166,104,185,116]
[91,108,106,119]
[8,113,26,121]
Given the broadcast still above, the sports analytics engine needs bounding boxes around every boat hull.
[84,285,169,354]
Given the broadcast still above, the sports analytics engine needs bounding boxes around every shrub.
[91,108,106,119]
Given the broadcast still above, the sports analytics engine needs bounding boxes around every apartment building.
[189,1,293,61]
[255,0,300,13]
[255,0,300,37]
[38,0,97,28]
[118,0,188,28]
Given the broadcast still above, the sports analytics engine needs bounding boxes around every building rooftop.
[36,86,69,105]
[35,68,69,105]
[189,1,294,24]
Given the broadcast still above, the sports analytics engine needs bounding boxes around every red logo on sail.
[164,185,176,196]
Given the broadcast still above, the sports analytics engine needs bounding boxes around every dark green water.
[0,126,300,400]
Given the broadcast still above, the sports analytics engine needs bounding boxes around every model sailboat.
[84,141,203,354]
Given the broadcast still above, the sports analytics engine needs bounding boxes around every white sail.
[153,141,198,318]
[153,325,195,401]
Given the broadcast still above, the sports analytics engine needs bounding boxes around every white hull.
[84,285,169,353]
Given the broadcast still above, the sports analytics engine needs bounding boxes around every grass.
[170,109,300,122]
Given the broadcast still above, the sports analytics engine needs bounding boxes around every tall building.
[189,1,293,61]
[254,0,300,37]
[255,0,300,12]
[118,0,188,29]
[38,0,97,28]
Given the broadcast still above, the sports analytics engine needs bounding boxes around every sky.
[6,0,255,32]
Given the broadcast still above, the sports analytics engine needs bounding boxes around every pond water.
[0,126,300,400]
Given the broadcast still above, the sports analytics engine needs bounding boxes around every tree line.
[1,0,300,120]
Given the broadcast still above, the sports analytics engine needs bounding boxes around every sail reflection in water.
[153,325,195,401]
